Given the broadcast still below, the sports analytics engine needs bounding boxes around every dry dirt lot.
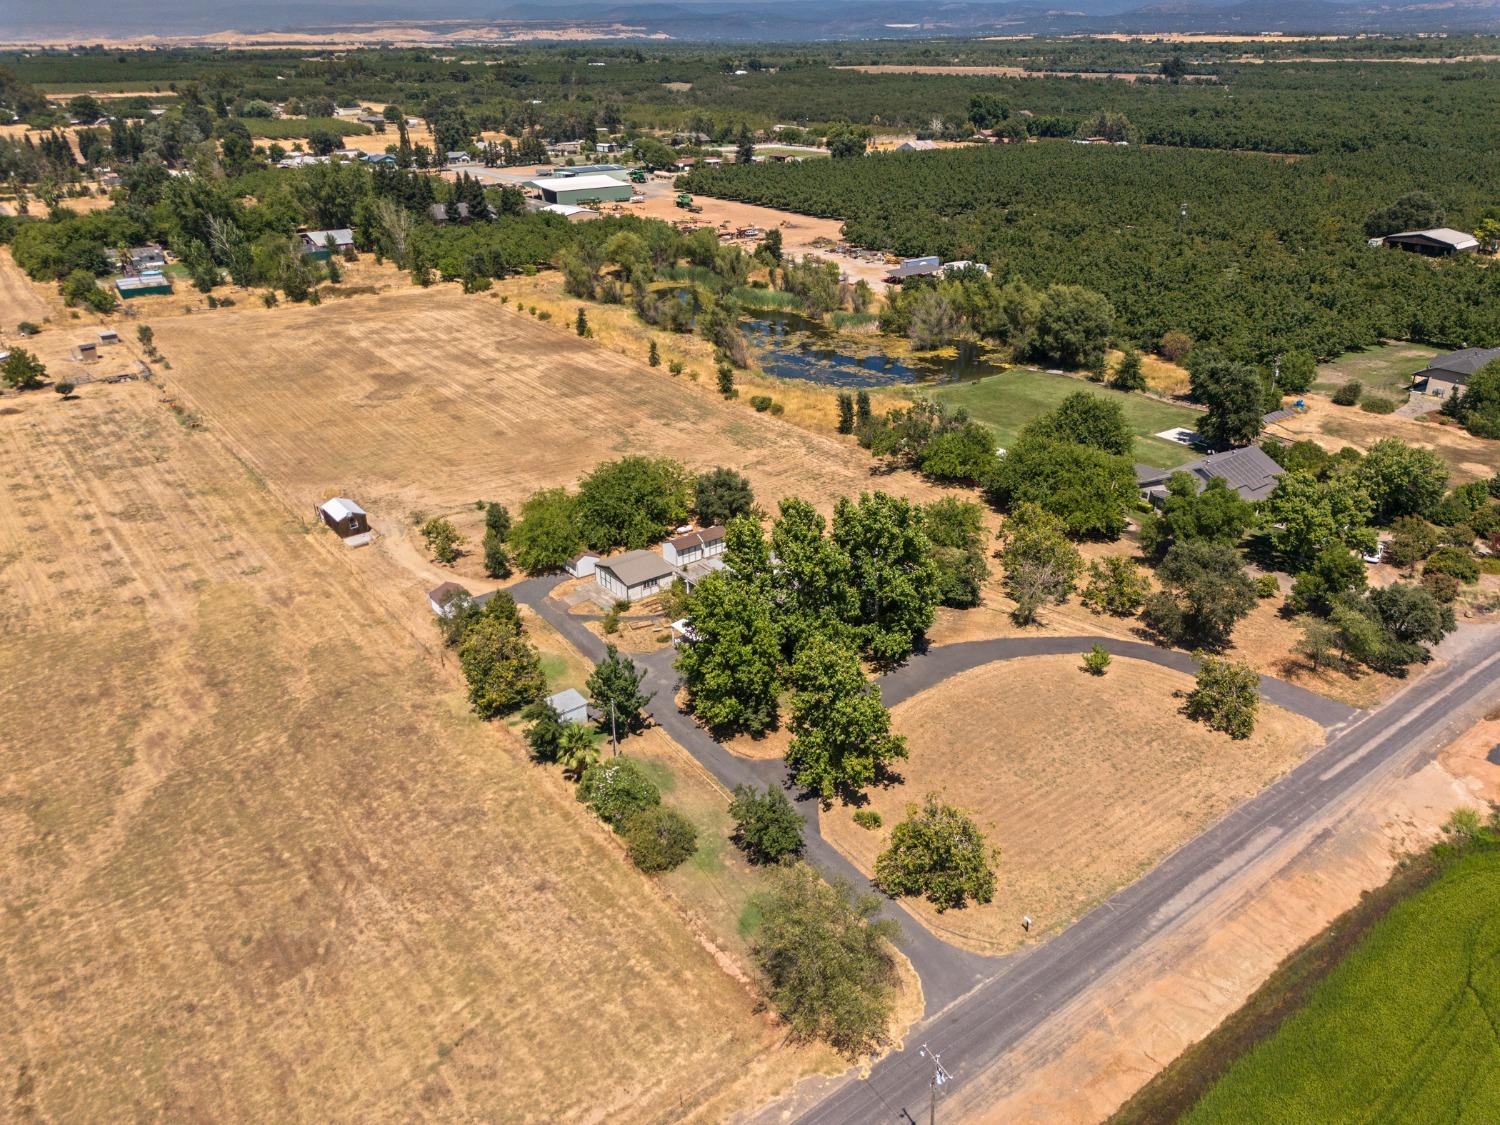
[821,655,1322,954]
[0,379,830,1121]
[1266,396,1500,486]
[145,284,945,528]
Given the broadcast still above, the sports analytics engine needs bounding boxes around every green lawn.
[930,368,1201,469]
[1185,843,1500,1124]
[1313,341,1439,398]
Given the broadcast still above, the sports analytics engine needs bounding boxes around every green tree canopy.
[874,794,997,912]
[996,501,1084,625]
[585,644,654,735]
[509,487,585,574]
[693,466,756,526]
[1141,540,1257,649]
[1352,438,1449,524]
[576,455,691,551]
[1185,654,1260,739]
[786,632,907,803]
[728,784,804,864]
[677,569,782,735]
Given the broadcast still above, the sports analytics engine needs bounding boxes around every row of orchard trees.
[681,142,1500,363]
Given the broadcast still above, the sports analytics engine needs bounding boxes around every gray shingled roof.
[1418,347,1500,385]
[598,549,674,587]
[1136,444,1284,502]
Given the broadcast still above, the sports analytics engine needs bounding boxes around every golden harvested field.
[822,656,1322,954]
[147,285,945,524]
[0,381,828,1121]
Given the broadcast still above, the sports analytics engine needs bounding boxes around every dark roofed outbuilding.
[1414,347,1500,398]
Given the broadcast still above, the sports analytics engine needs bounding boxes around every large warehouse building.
[525,173,634,205]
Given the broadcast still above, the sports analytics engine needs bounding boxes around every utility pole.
[919,1043,951,1125]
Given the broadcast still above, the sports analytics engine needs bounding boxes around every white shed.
[546,688,589,724]
[565,552,600,578]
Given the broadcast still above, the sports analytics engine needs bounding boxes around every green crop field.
[237,117,372,139]
[1186,844,1500,1124]
[930,369,1201,469]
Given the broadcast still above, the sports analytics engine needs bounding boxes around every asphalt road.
[796,631,1500,1124]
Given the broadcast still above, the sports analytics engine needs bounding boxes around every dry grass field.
[822,655,1322,954]
[1267,396,1500,486]
[0,380,834,1121]
[146,285,946,526]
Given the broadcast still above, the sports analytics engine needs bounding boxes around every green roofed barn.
[526,174,634,206]
[115,272,173,298]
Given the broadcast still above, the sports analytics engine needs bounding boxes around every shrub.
[770,402,784,415]
[729,784,804,864]
[1159,330,1193,363]
[1421,570,1461,603]
[577,757,661,830]
[1081,644,1111,675]
[1331,381,1363,407]
[17,321,40,336]
[420,517,464,564]
[1254,573,1281,598]
[54,381,75,397]
[1360,395,1397,415]
[852,809,883,830]
[1424,546,1480,584]
[1080,556,1150,616]
[1185,654,1259,739]
[668,360,684,375]
[750,394,773,412]
[622,806,698,873]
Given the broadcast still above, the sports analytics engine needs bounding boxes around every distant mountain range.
[11,0,1500,43]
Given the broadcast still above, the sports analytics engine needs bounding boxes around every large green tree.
[676,570,782,735]
[575,455,691,551]
[586,644,653,735]
[1139,474,1256,556]
[1141,540,1257,649]
[922,497,990,608]
[986,436,1136,540]
[458,610,546,719]
[509,488,584,573]
[752,863,899,1058]
[1024,390,1133,455]
[831,491,941,666]
[786,632,907,803]
[1263,470,1377,572]
[1193,356,1267,450]
[1353,438,1449,524]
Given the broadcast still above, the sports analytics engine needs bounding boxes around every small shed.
[546,688,589,724]
[72,341,98,362]
[98,328,120,345]
[299,229,355,260]
[427,580,471,617]
[565,552,600,578]
[539,203,600,223]
[317,497,371,544]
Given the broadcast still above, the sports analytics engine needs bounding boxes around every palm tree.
[558,724,600,781]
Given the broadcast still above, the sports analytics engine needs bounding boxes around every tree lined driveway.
[511,574,1362,1015]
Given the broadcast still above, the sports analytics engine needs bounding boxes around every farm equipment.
[629,169,648,183]
[675,192,702,213]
